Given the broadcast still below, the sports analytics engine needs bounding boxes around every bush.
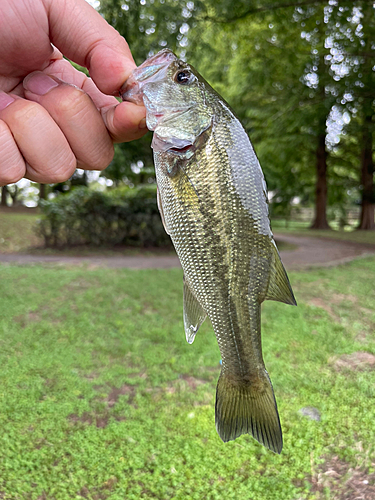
[37,186,172,248]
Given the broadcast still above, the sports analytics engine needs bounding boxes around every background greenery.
[96,0,374,230]
[37,186,171,249]
[1,0,374,231]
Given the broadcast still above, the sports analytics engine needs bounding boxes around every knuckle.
[0,121,25,184]
[89,143,114,171]
[43,152,77,184]
[11,101,41,124]
[56,87,88,116]
[52,163,77,184]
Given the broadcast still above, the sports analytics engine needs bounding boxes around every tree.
[189,2,339,227]
[97,0,373,228]
[329,1,375,228]
[354,3,374,229]
[1,186,8,207]
[104,134,155,187]
[39,184,47,202]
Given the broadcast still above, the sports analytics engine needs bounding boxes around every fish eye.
[174,70,192,84]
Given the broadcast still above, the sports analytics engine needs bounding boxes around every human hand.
[0,0,147,186]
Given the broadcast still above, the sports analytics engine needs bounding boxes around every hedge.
[37,186,172,248]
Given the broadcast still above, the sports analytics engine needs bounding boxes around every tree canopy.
[97,0,374,228]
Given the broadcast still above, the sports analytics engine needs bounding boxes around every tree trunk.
[358,115,374,230]
[39,184,47,201]
[310,132,331,229]
[1,186,8,207]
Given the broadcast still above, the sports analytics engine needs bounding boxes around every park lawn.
[0,212,42,253]
[272,219,375,246]
[0,258,375,499]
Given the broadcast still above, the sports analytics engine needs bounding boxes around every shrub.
[37,186,172,248]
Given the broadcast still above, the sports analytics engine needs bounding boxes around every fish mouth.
[120,49,177,104]
[169,144,194,153]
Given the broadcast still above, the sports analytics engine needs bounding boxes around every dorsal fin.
[265,241,297,306]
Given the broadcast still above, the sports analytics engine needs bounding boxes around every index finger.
[44,0,136,95]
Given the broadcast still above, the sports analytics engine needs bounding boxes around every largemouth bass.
[121,49,296,454]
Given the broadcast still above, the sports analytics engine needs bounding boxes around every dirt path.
[275,233,375,270]
[1,233,374,271]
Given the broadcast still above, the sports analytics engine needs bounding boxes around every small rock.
[299,406,321,421]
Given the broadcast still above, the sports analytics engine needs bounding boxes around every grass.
[0,257,375,499]
[0,212,42,253]
[272,219,375,246]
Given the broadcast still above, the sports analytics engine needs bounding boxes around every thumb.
[44,0,136,95]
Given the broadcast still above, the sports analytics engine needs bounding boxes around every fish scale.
[121,49,296,453]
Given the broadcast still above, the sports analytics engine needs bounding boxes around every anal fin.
[183,277,207,344]
[265,241,297,306]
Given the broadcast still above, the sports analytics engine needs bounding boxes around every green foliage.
[98,0,374,219]
[98,0,200,186]
[1,257,375,498]
[99,0,200,64]
[37,186,171,248]
[104,136,155,187]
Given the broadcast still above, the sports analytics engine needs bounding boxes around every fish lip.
[120,49,177,103]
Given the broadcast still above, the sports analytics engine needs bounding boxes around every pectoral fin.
[157,187,170,235]
[183,277,207,344]
[265,242,297,306]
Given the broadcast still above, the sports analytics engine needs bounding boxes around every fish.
[121,49,296,454]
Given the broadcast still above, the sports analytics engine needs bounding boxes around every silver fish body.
[121,50,296,453]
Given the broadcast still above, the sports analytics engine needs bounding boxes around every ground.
[1,211,375,499]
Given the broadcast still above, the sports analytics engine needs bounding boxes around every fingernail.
[23,72,59,95]
[138,117,147,129]
[0,92,15,110]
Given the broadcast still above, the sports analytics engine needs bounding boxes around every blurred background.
[1,0,374,252]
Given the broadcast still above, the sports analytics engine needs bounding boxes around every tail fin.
[215,370,283,454]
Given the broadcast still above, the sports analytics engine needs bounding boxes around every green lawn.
[0,258,375,499]
[0,212,42,253]
[272,219,375,246]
